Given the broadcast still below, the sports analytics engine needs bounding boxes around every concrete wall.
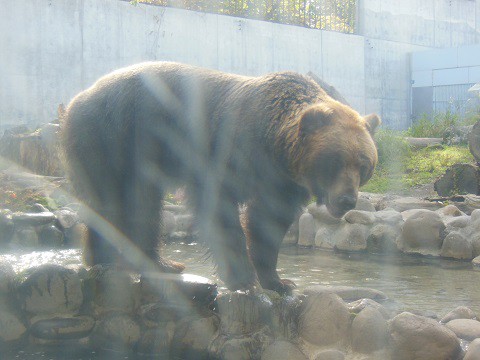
[0,0,479,130]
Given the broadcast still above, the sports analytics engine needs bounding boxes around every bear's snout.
[327,194,357,218]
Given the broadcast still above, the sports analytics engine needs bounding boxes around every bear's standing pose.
[62,62,380,294]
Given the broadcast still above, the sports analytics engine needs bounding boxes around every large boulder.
[445,319,480,341]
[351,306,388,353]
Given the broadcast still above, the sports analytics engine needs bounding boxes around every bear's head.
[296,101,380,218]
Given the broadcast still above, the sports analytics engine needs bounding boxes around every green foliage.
[407,110,479,139]
[374,129,411,170]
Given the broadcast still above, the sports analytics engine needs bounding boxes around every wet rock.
[11,227,38,248]
[137,322,175,357]
[30,315,95,340]
[437,205,463,217]
[270,294,302,340]
[162,210,176,236]
[367,224,400,254]
[91,313,140,352]
[83,265,136,314]
[0,262,15,295]
[39,224,64,248]
[334,223,368,252]
[217,291,273,335]
[298,213,315,247]
[64,222,87,247]
[355,197,376,212]
[172,315,219,359]
[473,255,480,267]
[445,215,470,229]
[307,204,342,225]
[388,312,461,360]
[441,306,477,323]
[140,272,217,308]
[464,338,480,360]
[139,303,195,327]
[440,231,473,259]
[210,326,272,360]
[0,209,14,246]
[298,293,350,346]
[471,208,480,223]
[304,285,388,302]
[374,209,403,227]
[351,306,388,353]
[472,233,480,257]
[175,214,194,233]
[399,210,445,256]
[348,298,391,319]
[344,210,375,225]
[54,208,79,229]
[313,349,345,360]
[17,264,83,315]
[445,319,480,341]
[261,340,308,360]
[0,310,26,344]
[314,226,337,249]
[12,211,55,226]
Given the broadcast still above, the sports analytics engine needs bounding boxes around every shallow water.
[2,243,480,317]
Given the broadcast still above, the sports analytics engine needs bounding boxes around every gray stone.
[210,326,272,360]
[217,292,272,335]
[11,227,38,248]
[298,293,350,346]
[261,340,308,360]
[162,210,176,236]
[441,306,477,324]
[367,224,400,254]
[388,312,461,360]
[270,294,302,340]
[313,349,345,360]
[400,209,445,255]
[470,208,480,223]
[351,307,388,353]
[54,208,79,229]
[437,205,463,217]
[464,338,480,360]
[175,214,194,233]
[472,233,480,257]
[31,203,49,213]
[445,319,480,341]
[382,197,442,212]
[445,215,471,228]
[307,204,342,225]
[64,222,87,248]
[30,315,95,340]
[0,209,14,246]
[473,255,480,267]
[440,231,473,260]
[173,315,219,359]
[39,224,64,248]
[12,211,55,226]
[84,265,137,314]
[0,310,26,342]
[374,209,403,226]
[304,285,388,302]
[0,262,15,294]
[137,322,175,357]
[91,313,140,351]
[334,223,368,252]
[314,226,336,249]
[347,298,391,319]
[344,210,375,225]
[138,303,195,326]
[17,264,83,315]
[298,212,315,247]
[355,197,376,212]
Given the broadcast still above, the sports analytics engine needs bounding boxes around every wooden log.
[468,120,480,163]
[434,163,480,197]
[404,137,443,149]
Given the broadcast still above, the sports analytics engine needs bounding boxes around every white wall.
[0,0,478,129]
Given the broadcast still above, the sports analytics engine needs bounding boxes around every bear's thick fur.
[62,62,380,294]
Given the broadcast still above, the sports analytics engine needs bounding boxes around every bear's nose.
[338,195,356,211]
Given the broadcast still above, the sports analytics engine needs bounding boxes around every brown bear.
[61,62,380,294]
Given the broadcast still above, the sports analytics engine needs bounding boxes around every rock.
[140,273,217,308]
[388,312,461,360]
[298,293,350,346]
[91,313,140,351]
[64,222,87,247]
[17,264,83,315]
[0,262,15,294]
[445,319,480,341]
[172,315,219,359]
[399,210,445,255]
[11,227,38,248]
[161,210,176,236]
[472,233,480,257]
[83,265,136,314]
[351,306,388,353]
[283,219,299,246]
[445,215,470,228]
[374,209,403,226]
[30,315,95,340]
[313,349,345,360]
[0,209,14,246]
[464,338,480,360]
[304,285,388,302]
[138,303,196,327]
[367,224,400,254]
[473,255,480,267]
[54,208,79,229]
[437,205,463,217]
[217,292,273,335]
[471,208,480,223]
[355,197,376,212]
[12,211,55,226]
[347,298,391,319]
[441,306,477,324]
[0,310,27,342]
[344,210,375,225]
[210,326,272,360]
[270,294,302,340]
[137,322,175,357]
[334,223,368,252]
[261,340,308,360]
[440,231,473,259]
[383,197,443,212]
[39,224,64,248]
[314,226,336,249]
[175,214,194,233]
[307,204,342,225]
[298,213,315,247]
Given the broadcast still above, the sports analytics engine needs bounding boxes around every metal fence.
[137,0,357,33]
[433,84,478,117]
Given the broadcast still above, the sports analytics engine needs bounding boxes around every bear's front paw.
[264,278,297,296]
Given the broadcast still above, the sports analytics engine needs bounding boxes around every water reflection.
[1,243,479,316]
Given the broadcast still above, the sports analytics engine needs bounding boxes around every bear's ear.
[298,105,332,136]
[364,114,381,135]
